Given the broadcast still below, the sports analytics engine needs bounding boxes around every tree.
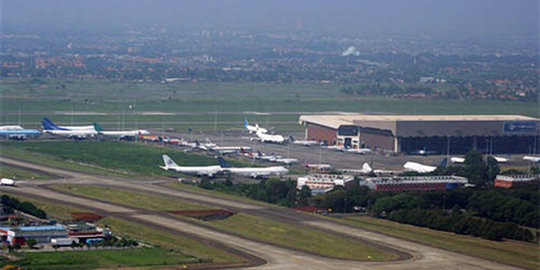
[26,239,37,249]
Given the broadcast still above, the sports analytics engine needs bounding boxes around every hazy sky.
[2,0,538,40]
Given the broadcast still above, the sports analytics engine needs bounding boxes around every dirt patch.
[71,212,104,222]
[168,209,235,221]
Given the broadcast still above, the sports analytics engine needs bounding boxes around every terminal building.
[299,114,539,154]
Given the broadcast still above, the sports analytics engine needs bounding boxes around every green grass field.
[204,213,397,261]
[0,141,250,178]
[0,163,52,180]
[51,184,397,261]
[1,79,537,131]
[7,248,198,270]
[335,216,539,269]
[51,184,212,211]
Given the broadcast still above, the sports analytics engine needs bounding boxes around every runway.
[0,156,524,269]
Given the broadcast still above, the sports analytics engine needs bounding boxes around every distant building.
[360,175,468,192]
[297,174,355,195]
[494,174,539,188]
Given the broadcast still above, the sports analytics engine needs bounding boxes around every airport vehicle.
[0,178,15,186]
[42,120,97,139]
[346,148,372,155]
[450,157,465,163]
[523,156,540,163]
[160,155,222,177]
[42,117,95,130]
[289,136,320,147]
[218,157,288,178]
[0,126,41,140]
[403,158,447,173]
[244,118,268,134]
[93,123,149,140]
[255,130,286,144]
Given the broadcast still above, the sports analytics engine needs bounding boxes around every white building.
[297,174,355,195]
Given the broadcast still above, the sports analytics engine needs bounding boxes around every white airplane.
[218,157,288,178]
[205,138,251,154]
[43,117,95,130]
[256,151,280,162]
[304,161,332,171]
[41,120,96,139]
[491,155,509,163]
[403,162,437,173]
[346,148,372,155]
[160,155,222,177]
[275,157,298,165]
[0,125,23,130]
[255,130,286,144]
[339,163,373,174]
[450,157,465,164]
[523,156,540,163]
[94,123,149,140]
[289,136,320,147]
[244,118,268,134]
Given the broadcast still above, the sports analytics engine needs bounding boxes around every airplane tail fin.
[43,117,66,130]
[289,136,295,142]
[257,151,263,156]
[195,140,200,146]
[162,154,179,169]
[217,157,232,168]
[41,120,54,130]
[93,122,104,132]
[244,117,249,128]
[205,137,213,144]
[304,161,310,168]
[362,162,372,172]
[439,157,448,167]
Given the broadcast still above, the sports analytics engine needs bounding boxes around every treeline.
[198,178,310,207]
[1,195,47,219]
[388,208,535,242]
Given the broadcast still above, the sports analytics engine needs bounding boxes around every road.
[0,156,524,270]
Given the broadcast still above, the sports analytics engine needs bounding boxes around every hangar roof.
[299,114,539,137]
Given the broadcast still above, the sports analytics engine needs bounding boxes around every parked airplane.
[0,178,15,186]
[205,138,251,155]
[523,156,540,163]
[491,155,509,163]
[403,158,447,173]
[338,163,373,174]
[275,157,298,165]
[0,126,41,140]
[256,151,280,162]
[244,118,268,134]
[0,125,23,130]
[93,123,149,140]
[255,130,286,144]
[160,154,222,177]
[41,120,97,140]
[304,161,332,171]
[289,136,320,147]
[450,157,465,164]
[42,117,95,130]
[217,157,288,178]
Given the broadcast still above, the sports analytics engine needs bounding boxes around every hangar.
[298,114,539,154]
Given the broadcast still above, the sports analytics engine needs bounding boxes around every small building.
[0,225,68,245]
[360,175,468,192]
[297,174,355,195]
[494,174,539,188]
[66,223,111,241]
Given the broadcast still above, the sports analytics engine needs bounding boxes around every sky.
[1,0,538,40]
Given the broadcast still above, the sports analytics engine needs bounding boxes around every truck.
[0,178,15,186]
[51,237,79,246]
